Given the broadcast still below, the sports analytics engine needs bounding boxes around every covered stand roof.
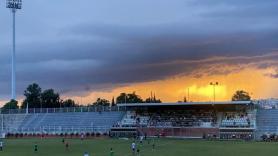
[117,101,252,107]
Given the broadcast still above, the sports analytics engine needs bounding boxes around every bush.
[96,132,100,137]
[70,133,74,138]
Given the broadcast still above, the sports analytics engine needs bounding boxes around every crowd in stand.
[114,110,255,129]
[261,133,278,142]
[148,110,217,127]
[115,110,218,128]
[221,112,251,127]
[113,111,150,128]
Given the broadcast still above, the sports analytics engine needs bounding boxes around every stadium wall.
[139,127,219,138]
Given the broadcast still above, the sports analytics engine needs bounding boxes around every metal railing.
[0,106,127,114]
[1,125,111,134]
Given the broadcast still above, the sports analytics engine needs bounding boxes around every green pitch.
[1,138,278,156]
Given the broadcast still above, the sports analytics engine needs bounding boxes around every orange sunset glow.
[68,65,278,104]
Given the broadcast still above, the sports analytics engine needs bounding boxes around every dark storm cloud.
[0,0,278,100]
[68,23,278,62]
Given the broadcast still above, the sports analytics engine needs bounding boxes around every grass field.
[1,138,278,156]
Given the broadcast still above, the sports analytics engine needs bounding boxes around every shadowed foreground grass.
[1,138,278,156]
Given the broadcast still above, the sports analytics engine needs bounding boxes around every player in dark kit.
[34,143,38,152]
[65,142,69,151]
[137,148,140,156]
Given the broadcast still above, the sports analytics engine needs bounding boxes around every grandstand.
[1,101,278,141]
[256,109,278,139]
[0,107,125,135]
[113,101,256,139]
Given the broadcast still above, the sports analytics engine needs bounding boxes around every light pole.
[210,82,219,102]
[187,88,190,102]
[6,0,22,100]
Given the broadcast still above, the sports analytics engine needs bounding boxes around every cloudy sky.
[0,0,278,105]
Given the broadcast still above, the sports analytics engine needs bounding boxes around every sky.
[1,0,278,105]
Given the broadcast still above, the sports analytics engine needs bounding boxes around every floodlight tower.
[210,82,219,102]
[6,0,22,100]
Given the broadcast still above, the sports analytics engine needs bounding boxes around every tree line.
[1,83,251,111]
[1,83,162,110]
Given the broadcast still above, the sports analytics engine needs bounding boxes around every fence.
[0,106,127,114]
[1,125,111,134]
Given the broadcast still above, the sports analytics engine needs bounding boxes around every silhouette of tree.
[111,97,116,106]
[232,90,251,101]
[93,98,110,106]
[41,89,60,108]
[1,99,19,111]
[116,92,143,104]
[62,99,77,107]
[22,83,42,108]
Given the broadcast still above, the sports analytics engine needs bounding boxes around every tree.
[41,89,60,108]
[1,99,19,111]
[183,96,187,103]
[116,93,127,104]
[62,99,77,107]
[128,92,144,103]
[22,83,42,108]
[145,97,162,103]
[93,98,110,106]
[232,90,251,101]
[146,98,162,103]
[145,93,162,103]
[116,92,143,104]
[21,83,83,109]
[111,97,116,106]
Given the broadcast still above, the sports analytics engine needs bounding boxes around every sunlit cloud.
[64,64,278,105]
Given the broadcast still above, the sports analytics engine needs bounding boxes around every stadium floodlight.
[6,0,22,100]
[6,0,22,9]
[210,82,219,102]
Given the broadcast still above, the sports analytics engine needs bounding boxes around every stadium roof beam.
[117,101,253,107]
